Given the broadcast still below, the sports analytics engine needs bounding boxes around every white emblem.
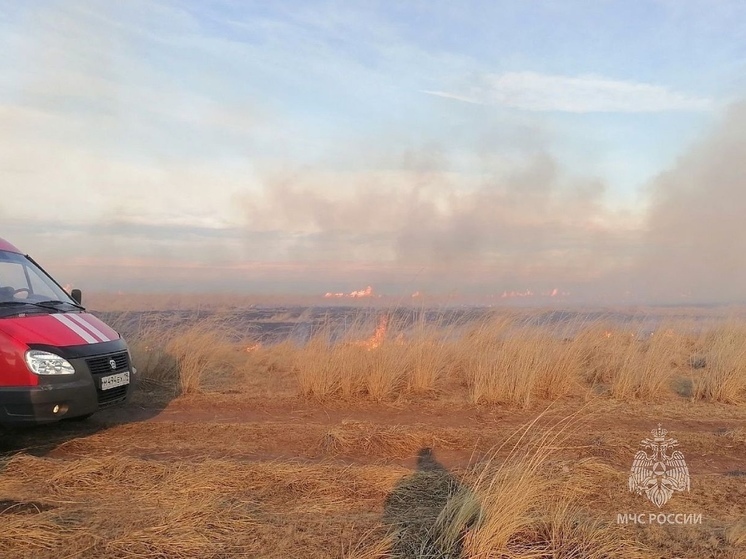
[109,358,117,370]
[629,424,690,508]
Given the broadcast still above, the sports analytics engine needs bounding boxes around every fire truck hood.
[0,312,121,347]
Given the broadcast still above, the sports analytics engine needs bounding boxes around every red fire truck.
[0,238,135,424]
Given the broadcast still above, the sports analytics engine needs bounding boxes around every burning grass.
[284,312,746,407]
[107,305,746,408]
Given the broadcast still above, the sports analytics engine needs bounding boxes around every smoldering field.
[2,300,746,559]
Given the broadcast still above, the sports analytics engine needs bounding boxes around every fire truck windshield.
[0,250,77,306]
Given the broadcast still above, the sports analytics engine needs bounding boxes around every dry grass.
[3,303,746,558]
[693,323,746,403]
[575,322,688,401]
[114,312,251,396]
[722,427,746,444]
[726,517,746,547]
[350,412,658,559]
[453,414,652,559]
[608,325,686,401]
[287,313,718,406]
[462,326,585,407]
[116,307,746,407]
[164,321,242,394]
[2,402,744,558]
[0,453,403,559]
[318,421,483,459]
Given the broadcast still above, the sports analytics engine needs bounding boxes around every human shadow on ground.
[383,448,480,559]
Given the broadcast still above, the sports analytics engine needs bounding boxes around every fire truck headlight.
[24,350,75,375]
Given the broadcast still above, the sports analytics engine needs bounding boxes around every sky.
[0,0,745,303]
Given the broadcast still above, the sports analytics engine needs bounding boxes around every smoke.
[238,100,746,302]
[240,150,639,295]
[636,100,746,303]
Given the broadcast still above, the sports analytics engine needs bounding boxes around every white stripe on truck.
[51,314,98,344]
[68,313,112,342]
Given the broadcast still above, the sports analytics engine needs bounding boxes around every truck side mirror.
[71,289,82,305]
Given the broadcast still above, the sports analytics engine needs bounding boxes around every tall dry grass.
[402,318,454,395]
[106,304,746,407]
[437,415,652,559]
[294,338,409,401]
[293,312,451,401]
[349,412,654,559]
[459,324,586,407]
[693,323,746,403]
[290,312,688,406]
[449,415,626,558]
[117,312,250,396]
[573,322,687,401]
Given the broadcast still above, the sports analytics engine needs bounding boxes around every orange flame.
[324,285,378,299]
[344,314,392,351]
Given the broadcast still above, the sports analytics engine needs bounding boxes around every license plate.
[100,371,130,390]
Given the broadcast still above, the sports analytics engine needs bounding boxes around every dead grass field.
[2,303,746,558]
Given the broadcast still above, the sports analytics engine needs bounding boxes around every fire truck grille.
[86,352,129,375]
[86,351,130,407]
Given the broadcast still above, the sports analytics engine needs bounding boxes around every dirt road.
[1,392,745,558]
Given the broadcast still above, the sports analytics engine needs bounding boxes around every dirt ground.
[1,386,745,559]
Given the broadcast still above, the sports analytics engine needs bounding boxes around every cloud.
[424,72,714,113]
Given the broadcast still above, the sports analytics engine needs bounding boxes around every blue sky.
[0,1,744,301]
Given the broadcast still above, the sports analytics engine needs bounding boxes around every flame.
[245,343,262,353]
[361,314,389,350]
[411,291,421,298]
[345,314,395,351]
[500,290,534,298]
[324,285,378,299]
[351,286,374,298]
[496,288,569,299]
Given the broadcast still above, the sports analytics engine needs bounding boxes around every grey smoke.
[240,150,638,294]
[636,100,746,303]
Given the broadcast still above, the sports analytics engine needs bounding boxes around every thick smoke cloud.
[241,151,638,295]
[637,101,746,303]
[238,100,746,302]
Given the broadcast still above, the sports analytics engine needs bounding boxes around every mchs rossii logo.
[617,425,700,526]
[628,424,690,507]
